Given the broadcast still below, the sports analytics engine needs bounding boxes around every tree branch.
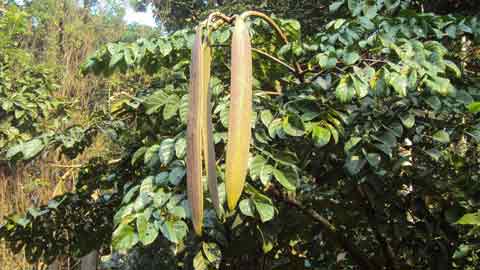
[269,188,378,270]
[357,184,400,270]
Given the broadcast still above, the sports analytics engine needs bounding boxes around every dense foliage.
[1,1,480,269]
[0,7,61,156]
[135,0,480,33]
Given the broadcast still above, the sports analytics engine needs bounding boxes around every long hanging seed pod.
[225,16,253,211]
[186,26,205,236]
[201,34,222,217]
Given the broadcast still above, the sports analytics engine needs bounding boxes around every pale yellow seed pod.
[186,26,205,236]
[201,41,222,218]
[225,17,253,211]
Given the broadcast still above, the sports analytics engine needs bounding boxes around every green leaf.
[144,91,168,115]
[168,167,186,185]
[329,0,344,11]
[363,2,378,18]
[239,199,255,217]
[202,242,222,264]
[282,19,301,40]
[347,0,362,16]
[131,147,147,165]
[345,155,366,175]
[326,123,339,144]
[137,212,158,245]
[453,244,474,259]
[312,75,332,91]
[159,220,188,244]
[163,96,179,120]
[334,19,346,29]
[124,47,134,66]
[260,165,274,186]
[268,119,283,138]
[343,51,360,65]
[140,176,154,195]
[6,139,44,160]
[112,224,139,251]
[159,139,175,165]
[444,60,461,78]
[445,24,456,38]
[273,169,296,191]
[426,77,455,96]
[109,52,124,68]
[249,155,267,180]
[260,110,273,127]
[122,186,140,204]
[426,96,442,111]
[425,148,442,161]
[374,143,392,157]
[336,76,354,103]
[158,39,173,56]
[389,73,407,96]
[212,29,230,43]
[399,112,415,128]
[433,130,450,144]
[312,126,331,147]
[365,153,381,167]
[456,212,480,225]
[155,172,169,185]
[170,206,186,219]
[374,131,396,147]
[153,188,170,207]
[134,193,152,212]
[144,144,160,165]
[351,75,368,98]
[467,102,480,113]
[253,200,275,223]
[316,53,337,69]
[175,137,187,158]
[283,114,305,137]
[345,137,361,153]
[193,250,207,270]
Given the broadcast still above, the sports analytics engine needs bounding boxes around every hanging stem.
[241,11,304,80]
[240,11,289,44]
[205,12,234,35]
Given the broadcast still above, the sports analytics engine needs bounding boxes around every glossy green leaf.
[273,169,296,191]
[433,130,450,143]
[112,224,138,251]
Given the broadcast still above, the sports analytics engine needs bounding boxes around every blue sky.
[123,3,156,27]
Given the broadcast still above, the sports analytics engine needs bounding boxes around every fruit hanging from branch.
[186,11,290,234]
[224,15,253,211]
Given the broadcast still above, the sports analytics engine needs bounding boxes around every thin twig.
[252,48,296,73]
[49,163,83,168]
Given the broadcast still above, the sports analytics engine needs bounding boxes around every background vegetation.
[1,0,480,269]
